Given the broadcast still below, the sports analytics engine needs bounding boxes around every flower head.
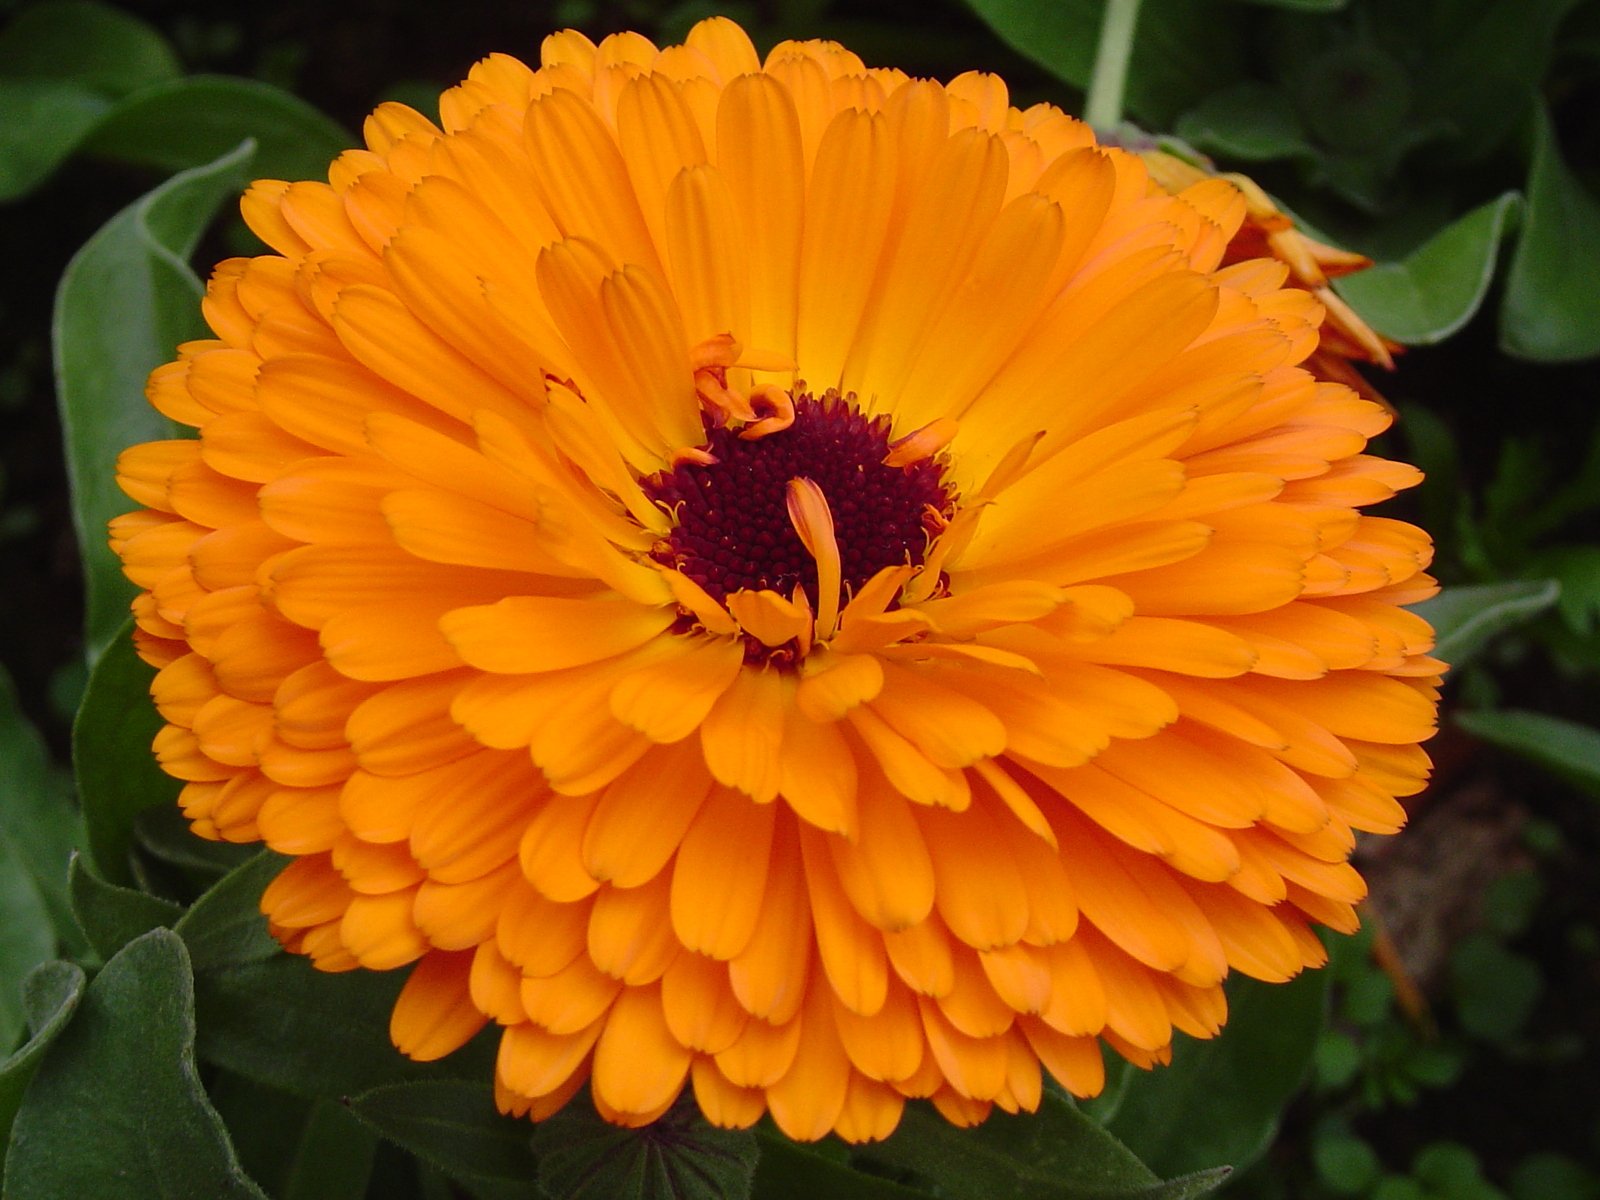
[111,18,1442,1142]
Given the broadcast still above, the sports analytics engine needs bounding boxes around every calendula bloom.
[1139,148,1402,402]
[111,18,1443,1142]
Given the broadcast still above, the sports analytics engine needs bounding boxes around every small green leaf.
[753,1136,934,1199]
[71,621,178,885]
[1338,192,1522,345]
[175,850,288,973]
[3,930,266,1198]
[1409,579,1561,669]
[53,141,253,661]
[1528,546,1600,636]
[80,75,350,183]
[961,0,1246,128]
[1449,934,1542,1042]
[350,1079,539,1193]
[1107,971,1328,1178]
[0,834,56,1052]
[0,962,86,1170]
[1174,83,1316,162]
[0,1,179,96]
[1502,107,1600,361]
[0,664,79,951]
[533,1097,759,1200]
[861,1094,1228,1198]
[1455,709,1600,800]
[67,853,184,961]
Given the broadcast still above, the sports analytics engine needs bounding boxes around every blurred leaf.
[1534,546,1600,635]
[1409,579,1561,668]
[1455,709,1600,800]
[54,141,252,660]
[1227,0,1345,7]
[1312,1130,1381,1194]
[753,1137,934,1199]
[193,952,494,1098]
[1511,1153,1600,1200]
[1448,934,1542,1042]
[1107,971,1328,1178]
[209,1078,377,1200]
[0,833,54,1052]
[961,0,1246,128]
[0,664,79,950]
[1338,192,1521,344]
[0,1,179,96]
[80,75,349,182]
[4,929,266,1198]
[67,853,183,961]
[1175,82,1316,161]
[71,620,178,886]
[862,1094,1229,1198]
[533,1097,758,1200]
[174,850,287,973]
[0,80,109,201]
[1502,107,1600,361]
[350,1080,539,1195]
[0,962,86,1169]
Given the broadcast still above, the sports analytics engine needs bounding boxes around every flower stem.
[1084,0,1143,133]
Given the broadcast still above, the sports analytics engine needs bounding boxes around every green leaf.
[1501,107,1600,361]
[0,962,86,1171]
[532,1097,759,1200]
[3,930,266,1198]
[80,75,350,183]
[753,1136,934,1199]
[53,141,253,661]
[277,1099,381,1200]
[1107,972,1328,1178]
[1338,192,1522,345]
[861,1094,1229,1198]
[67,853,184,961]
[0,1,179,96]
[209,1077,377,1200]
[193,952,495,1098]
[350,1080,539,1194]
[961,0,1246,129]
[0,836,55,1052]
[1174,82,1316,162]
[0,664,79,951]
[1409,580,1562,669]
[0,79,109,201]
[1455,709,1600,800]
[71,620,179,885]
[1530,546,1600,635]
[1448,934,1542,1042]
[174,850,288,973]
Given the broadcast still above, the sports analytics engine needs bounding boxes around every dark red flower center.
[641,390,955,611]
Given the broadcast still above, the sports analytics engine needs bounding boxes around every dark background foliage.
[2,1,1599,1197]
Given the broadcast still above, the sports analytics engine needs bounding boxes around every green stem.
[1084,0,1143,133]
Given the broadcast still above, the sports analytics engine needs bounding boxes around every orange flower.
[110,18,1442,1143]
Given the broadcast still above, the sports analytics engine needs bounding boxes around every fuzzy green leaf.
[1410,579,1561,669]
[3,930,266,1198]
[174,850,288,973]
[1455,709,1600,800]
[1338,192,1522,344]
[0,962,86,1172]
[71,620,179,885]
[532,1098,758,1200]
[0,835,55,1054]
[1107,972,1327,1178]
[67,853,184,962]
[861,1095,1229,1198]
[350,1080,539,1194]
[1501,107,1600,361]
[0,665,79,952]
[53,141,252,660]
